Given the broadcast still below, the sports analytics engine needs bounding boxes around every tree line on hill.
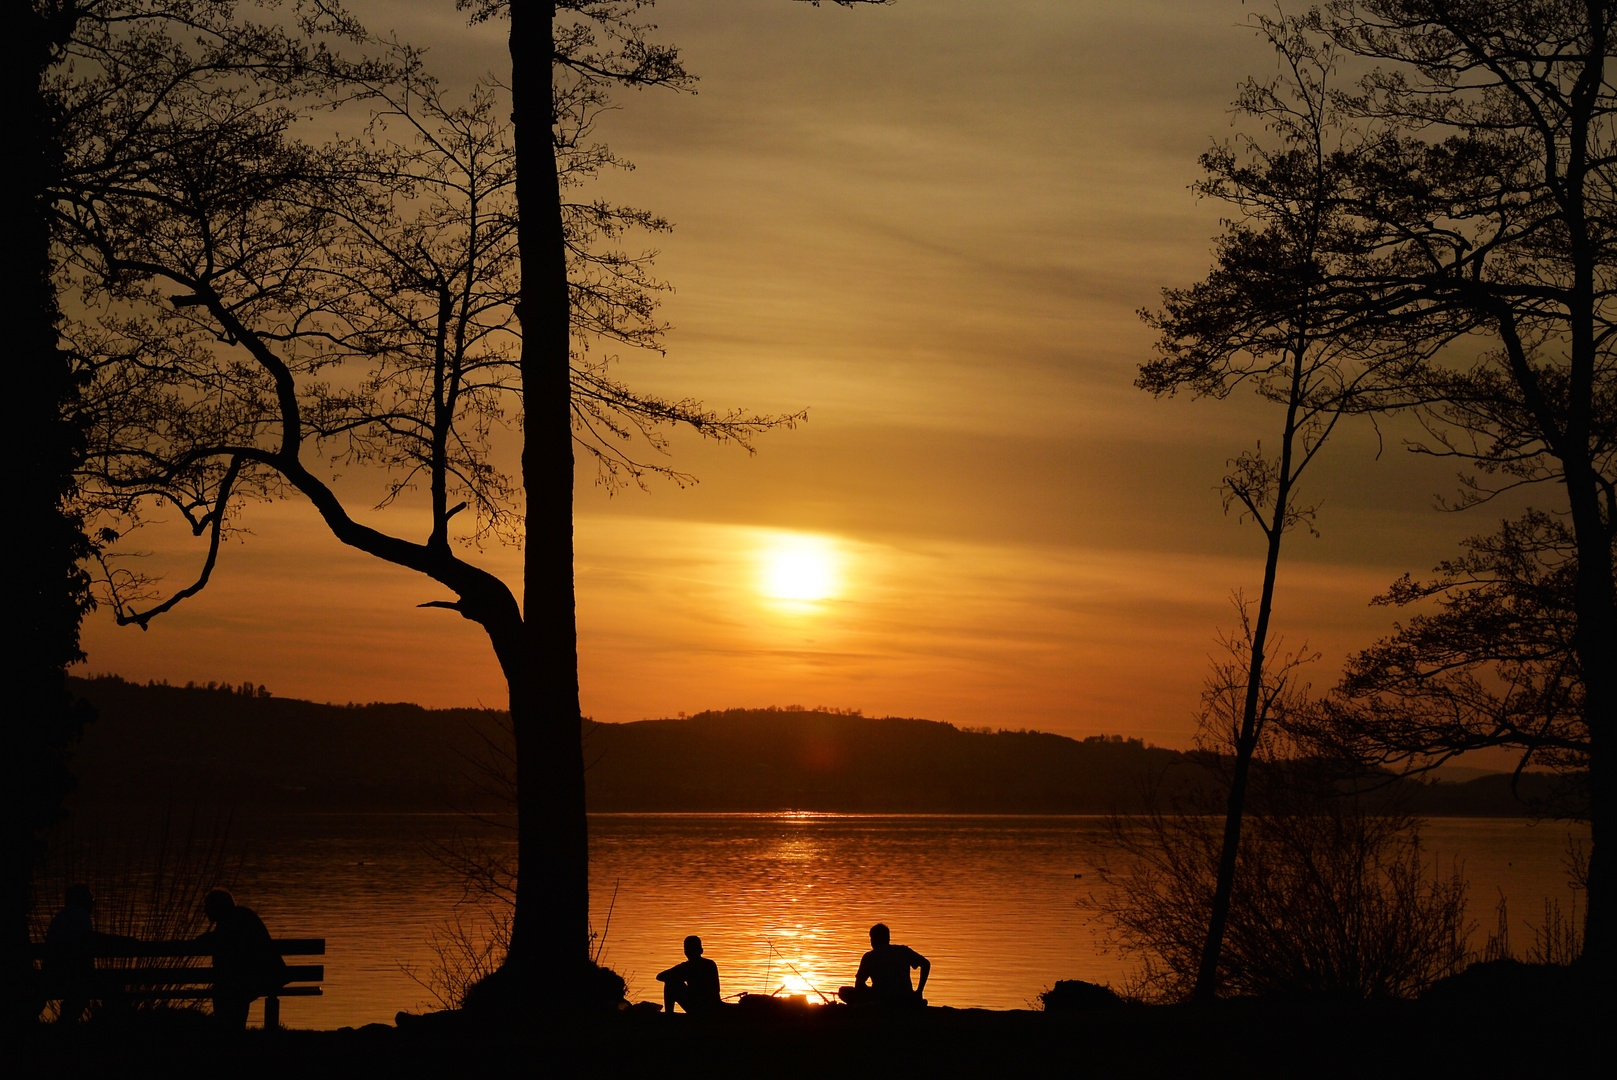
[61,677,1562,816]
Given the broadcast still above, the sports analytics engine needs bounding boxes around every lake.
[43,813,1590,1028]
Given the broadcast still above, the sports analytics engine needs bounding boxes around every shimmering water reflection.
[195,813,1585,1028]
[588,813,1113,1011]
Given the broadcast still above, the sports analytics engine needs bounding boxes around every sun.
[759,534,840,603]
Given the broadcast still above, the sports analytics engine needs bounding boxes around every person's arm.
[912,951,930,996]
[854,953,872,988]
[89,929,143,953]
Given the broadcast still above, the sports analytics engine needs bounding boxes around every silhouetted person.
[44,885,97,1023]
[43,885,138,1023]
[839,923,929,1007]
[656,934,722,1014]
[197,889,287,1029]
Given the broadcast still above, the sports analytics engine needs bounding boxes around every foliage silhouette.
[69,0,889,1010]
[1310,510,1596,828]
[1091,628,1471,1002]
[1282,0,1617,966]
[1094,791,1471,1001]
[1139,15,1426,1001]
[10,0,382,1024]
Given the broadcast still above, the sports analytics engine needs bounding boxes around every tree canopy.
[1289,0,1617,966]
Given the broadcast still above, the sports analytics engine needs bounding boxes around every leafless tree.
[8,0,381,1019]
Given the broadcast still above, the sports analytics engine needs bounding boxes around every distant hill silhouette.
[64,676,1558,815]
[583,707,1195,812]
[65,675,504,810]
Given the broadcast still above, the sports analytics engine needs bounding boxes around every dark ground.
[12,979,1599,1079]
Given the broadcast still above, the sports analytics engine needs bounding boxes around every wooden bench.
[31,938,325,1027]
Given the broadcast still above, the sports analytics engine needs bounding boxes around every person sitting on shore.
[656,935,722,1014]
[197,889,288,1029]
[839,923,929,1008]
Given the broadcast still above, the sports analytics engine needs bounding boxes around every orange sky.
[78,1,1523,749]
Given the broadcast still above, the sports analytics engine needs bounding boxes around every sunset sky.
[78,0,1518,749]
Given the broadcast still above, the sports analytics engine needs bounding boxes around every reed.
[33,807,237,1018]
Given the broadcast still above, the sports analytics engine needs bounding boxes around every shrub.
[1091,787,1470,1001]
[1038,979,1128,1012]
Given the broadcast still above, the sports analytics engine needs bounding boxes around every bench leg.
[264,995,280,1030]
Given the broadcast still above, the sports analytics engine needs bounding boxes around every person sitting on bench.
[197,889,288,1029]
[43,884,137,1023]
[839,923,929,1007]
[656,935,722,1014]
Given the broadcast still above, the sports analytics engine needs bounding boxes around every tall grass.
[32,807,238,1018]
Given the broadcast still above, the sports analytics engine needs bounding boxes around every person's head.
[204,888,235,924]
[65,884,93,910]
[869,923,890,947]
[683,935,703,959]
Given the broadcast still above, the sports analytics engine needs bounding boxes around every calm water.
[57,813,1590,1028]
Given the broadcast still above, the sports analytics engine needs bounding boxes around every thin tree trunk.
[506,0,592,1000]
[1192,347,1306,1002]
[1192,522,1284,1002]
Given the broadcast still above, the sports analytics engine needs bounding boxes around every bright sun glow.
[759,534,841,603]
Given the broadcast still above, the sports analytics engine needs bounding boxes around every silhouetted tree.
[74,0,887,1009]
[1290,0,1617,966]
[5,0,95,1024]
[5,0,375,1020]
[453,0,887,1001]
[1139,18,1421,1001]
[1093,662,1471,1001]
[1314,509,1596,825]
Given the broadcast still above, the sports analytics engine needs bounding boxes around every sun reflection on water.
[760,935,837,1003]
[137,813,1582,1025]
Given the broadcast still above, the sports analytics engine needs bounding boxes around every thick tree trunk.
[505,0,592,1000]
[1565,463,1613,970]
[5,2,93,1024]
[1559,9,1610,973]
